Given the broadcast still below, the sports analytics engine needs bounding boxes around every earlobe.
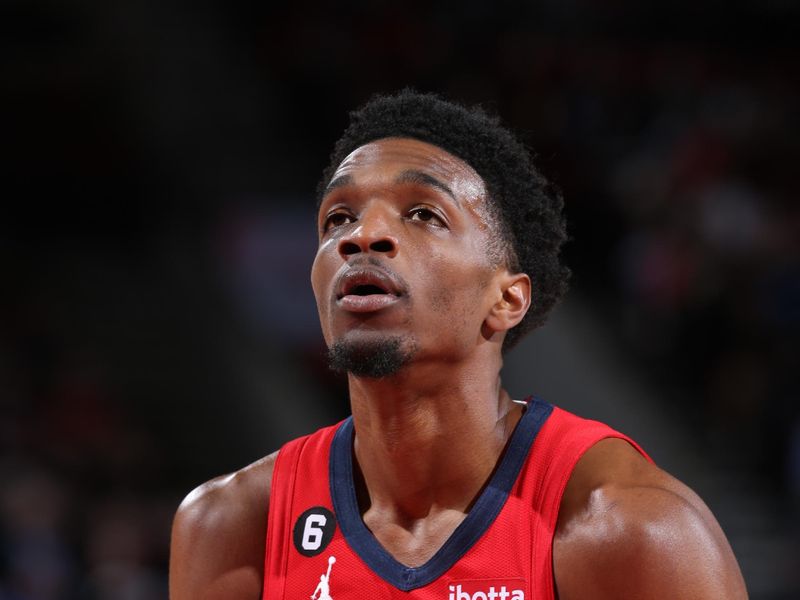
[484,273,531,334]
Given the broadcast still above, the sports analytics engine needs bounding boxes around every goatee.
[327,336,416,378]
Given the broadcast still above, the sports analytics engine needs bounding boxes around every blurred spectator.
[79,496,169,600]
[0,460,75,600]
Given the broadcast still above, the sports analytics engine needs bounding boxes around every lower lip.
[337,294,400,313]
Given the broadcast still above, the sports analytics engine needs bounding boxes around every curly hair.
[318,89,570,351]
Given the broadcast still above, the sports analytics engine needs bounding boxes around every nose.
[338,206,398,259]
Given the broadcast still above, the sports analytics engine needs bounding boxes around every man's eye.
[409,207,446,228]
[324,212,355,231]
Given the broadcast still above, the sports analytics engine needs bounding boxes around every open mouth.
[336,269,403,299]
[335,268,404,312]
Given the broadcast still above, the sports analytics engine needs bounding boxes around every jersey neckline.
[328,397,554,591]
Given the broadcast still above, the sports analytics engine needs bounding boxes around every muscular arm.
[169,452,277,600]
[554,439,748,600]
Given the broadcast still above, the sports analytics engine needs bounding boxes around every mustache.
[352,256,393,269]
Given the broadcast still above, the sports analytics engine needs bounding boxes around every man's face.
[311,137,506,376]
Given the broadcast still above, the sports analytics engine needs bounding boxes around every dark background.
[2,0,798,598]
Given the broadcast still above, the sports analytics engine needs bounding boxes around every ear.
[484,272,531,334]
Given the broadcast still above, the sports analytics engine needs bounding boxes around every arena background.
[2,1,798,598]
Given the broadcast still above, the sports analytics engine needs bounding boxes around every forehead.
[328,137,486,203]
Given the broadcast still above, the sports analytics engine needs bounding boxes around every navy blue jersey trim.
[329,397,554,591]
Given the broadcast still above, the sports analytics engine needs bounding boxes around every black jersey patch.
[293,506,336,557]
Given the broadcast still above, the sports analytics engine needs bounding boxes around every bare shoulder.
[554,438,748,600]
[169,451,278,600]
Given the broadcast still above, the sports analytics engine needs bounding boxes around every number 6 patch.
[293,507,336,557]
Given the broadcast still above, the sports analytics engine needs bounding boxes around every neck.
[347,350,524,521]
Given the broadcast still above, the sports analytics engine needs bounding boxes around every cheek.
[310,240,336,298]
[310,266,323,315]
[423,252,494,319]
[310,254,323,299]
[310,250,333,328]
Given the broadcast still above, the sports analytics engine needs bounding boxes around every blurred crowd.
[0,345,174,599]
[606,66,798,492]
[494,38,800,496]
[3,0,798,597]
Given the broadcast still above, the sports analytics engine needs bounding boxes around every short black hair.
[318,89,570,351]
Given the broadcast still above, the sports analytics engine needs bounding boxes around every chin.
[327,334,417,378]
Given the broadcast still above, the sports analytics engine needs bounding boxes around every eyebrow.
[324,174,353,194]
[394,170,457,203]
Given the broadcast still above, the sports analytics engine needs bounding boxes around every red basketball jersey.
[263,398,650,599]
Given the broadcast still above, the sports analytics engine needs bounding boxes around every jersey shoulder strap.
[263,423,341,599]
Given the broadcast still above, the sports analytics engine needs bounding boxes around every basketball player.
[169,90,747,599]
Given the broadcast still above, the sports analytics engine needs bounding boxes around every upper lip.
[335,266,405,299]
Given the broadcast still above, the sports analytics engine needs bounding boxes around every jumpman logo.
[310,556,336,600]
